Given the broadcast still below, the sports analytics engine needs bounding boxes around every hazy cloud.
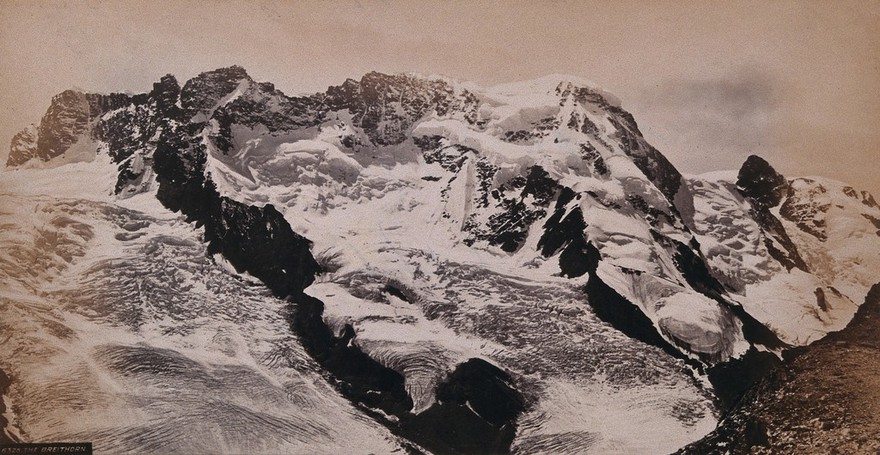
[632,69,783,173]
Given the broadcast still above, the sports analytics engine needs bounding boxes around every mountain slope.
[677,283,880,454]
[0,188,405,453]
[3,66,879,454]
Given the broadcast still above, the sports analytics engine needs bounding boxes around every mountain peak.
[205,64,251,80]
[736,154,788,208]
[485,74,621,106]
[489,74,595,93]
[180,65,252,116]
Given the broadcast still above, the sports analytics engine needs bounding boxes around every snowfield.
[0,170,404,453]
[3,67,879,454]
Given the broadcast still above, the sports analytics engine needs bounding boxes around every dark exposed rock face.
[97,99,159,163]
[180,65,252,117]
[558,83,684,207]
[577,142,609,175]
[538,189,583,257]
[401,358,525,455]
[37,90,96,158]
[153,122,320,297]
[670,237,726,298]
[469,166,561,252]
[153,127,211,208]
[736,155,809,272]
[207,198,319,296]
[737,155,788,209]
[290,294,525,455]
[679,283,880,455]
[325,72,480,146]
[582,250,684,362]
[860,190,880,209]
[290,294,414,417]
[7,126,38,167]
[205,76,326,155]
[150,74,183,117]
[96,93,164,195]
[5,90,136,167]
[26,90,92,163]
[180,66,323,156]
[779,179,830,241]
[419,141,474,172]
[705,348,781,412]
[536,188,602,280]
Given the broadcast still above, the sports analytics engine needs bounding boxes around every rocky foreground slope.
[678,283,880,454]
[2,66,879,453]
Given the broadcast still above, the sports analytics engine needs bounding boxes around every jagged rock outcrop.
[6,125,38,167]
[180,65,252,117]
[153,119,320,297]
[678,283,880,454]
[324,72,480,146]
[291,293,525,454]
[6,90,135,167]
[736,155,788,209]
[735,155,809,272]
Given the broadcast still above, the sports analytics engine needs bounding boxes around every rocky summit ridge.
[5,65,880,454]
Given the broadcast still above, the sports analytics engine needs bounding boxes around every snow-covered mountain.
[2,66,878,454]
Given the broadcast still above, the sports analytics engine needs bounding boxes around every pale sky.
[1,0,878,196]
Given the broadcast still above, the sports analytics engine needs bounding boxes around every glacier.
[2,66,879,454]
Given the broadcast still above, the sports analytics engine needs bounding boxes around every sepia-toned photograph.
[1,1,878,453]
